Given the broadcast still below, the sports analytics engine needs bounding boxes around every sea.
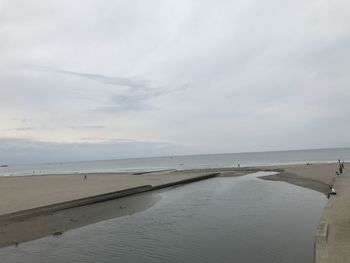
[1,147,349,176]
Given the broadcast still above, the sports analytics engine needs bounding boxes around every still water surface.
[0,172,327,263]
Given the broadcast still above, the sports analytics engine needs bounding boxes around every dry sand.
[0,170,214,215]
[0,163,340,248]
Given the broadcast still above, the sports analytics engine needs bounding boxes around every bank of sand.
[259,162,340,194]
[0,170,207,216]
[0,163,341,248]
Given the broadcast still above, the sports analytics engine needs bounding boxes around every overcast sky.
[1,0,350,164]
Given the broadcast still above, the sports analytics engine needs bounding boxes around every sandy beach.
[0,170,218,216]
[259,162,340,194]
[0,163,341,248]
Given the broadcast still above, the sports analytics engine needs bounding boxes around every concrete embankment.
[0,173,219,223]
[315,167,350,263]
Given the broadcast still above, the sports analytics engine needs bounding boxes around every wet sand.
[0,191,162,248]
[0,163,339,248]
[259,162,341,195]
[0,170,220,216]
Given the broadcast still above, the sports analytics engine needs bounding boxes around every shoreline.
[0,163,341,249]
[0,173,220,248]
[0,159,345,178]
[0,173,220,222]
[258,162,340,195]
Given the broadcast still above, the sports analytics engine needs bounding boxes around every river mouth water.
[0,172,327,263]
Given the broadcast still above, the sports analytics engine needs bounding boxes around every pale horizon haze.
[1,0,350,164]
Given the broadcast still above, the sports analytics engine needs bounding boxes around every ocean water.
[1,147,349,176]
[0,172,327,263]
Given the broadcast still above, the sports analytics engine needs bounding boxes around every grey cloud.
[26,65,188,111]
[11,118,29,123]
[27,65,151,91]
[13,127,34,131]
[1,0,350,162]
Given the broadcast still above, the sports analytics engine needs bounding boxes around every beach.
[0,163,342,249]
[0,170,220,216]
[259,162,339,194]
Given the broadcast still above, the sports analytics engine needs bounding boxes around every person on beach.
[339,165,343,174]
[328,186,337,198]
[84,174,87,180]
[331,187,336,194]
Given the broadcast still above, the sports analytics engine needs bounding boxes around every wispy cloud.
[13,127,34,131]
[11,118,29,123]
[25,65,188,111]
[28,65,152,90]
[68,125,105,129]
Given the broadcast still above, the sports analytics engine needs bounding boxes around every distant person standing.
[341,161,345,169]
[328,186,337,198]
